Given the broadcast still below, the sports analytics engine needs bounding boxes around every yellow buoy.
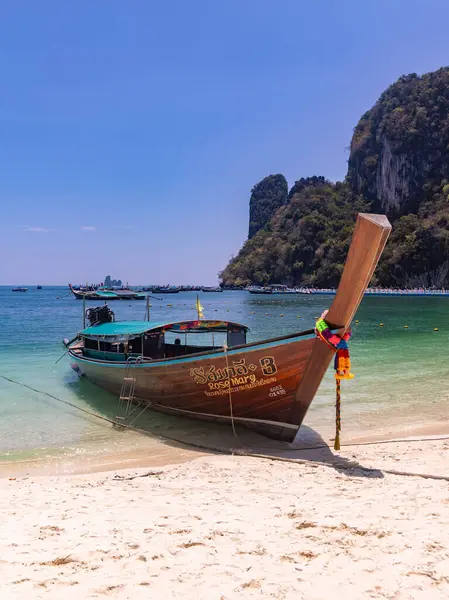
[404,325,408,328]
[296,316,301,319]
[280,314,284,317]
[355,320,359,324]
[434,328,439,331]
[380,323,384,327]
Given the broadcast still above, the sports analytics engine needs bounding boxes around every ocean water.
[1,286,449,465]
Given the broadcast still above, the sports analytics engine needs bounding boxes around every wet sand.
[3,413,449,478]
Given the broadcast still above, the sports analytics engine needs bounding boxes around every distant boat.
[12,287,28,292]
[151,286,181,294]
[201,286,223,292]
[68,284,145,301]
[248,284,310,295]
[37,285,42,290]
[65,213,392,441]
[267,285,311,295]
[247,286,272,295]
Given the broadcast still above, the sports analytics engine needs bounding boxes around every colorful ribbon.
[315,315,354,380]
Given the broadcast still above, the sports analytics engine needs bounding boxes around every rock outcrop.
[104,275,122,288]
[248,174,288,239]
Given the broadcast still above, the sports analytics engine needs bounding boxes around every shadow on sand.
[70,376,384,479]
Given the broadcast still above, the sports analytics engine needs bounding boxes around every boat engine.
[85,305,115,327]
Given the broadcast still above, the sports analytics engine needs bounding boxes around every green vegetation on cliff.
[221,67,449,289]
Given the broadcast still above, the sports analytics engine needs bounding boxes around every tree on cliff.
[248,174,288,239]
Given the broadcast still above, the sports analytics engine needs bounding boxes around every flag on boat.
[196,295,204,319]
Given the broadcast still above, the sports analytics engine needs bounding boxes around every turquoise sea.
[1,286,449,467]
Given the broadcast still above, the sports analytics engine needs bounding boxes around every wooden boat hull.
[70,334,316,441]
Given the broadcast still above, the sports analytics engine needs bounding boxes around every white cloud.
[24,226,49,233]
[81,226,96,231]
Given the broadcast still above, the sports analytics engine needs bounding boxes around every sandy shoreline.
[2,435,449,599]
[3,416,449,478]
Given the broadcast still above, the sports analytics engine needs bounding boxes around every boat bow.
[290,213,391,425]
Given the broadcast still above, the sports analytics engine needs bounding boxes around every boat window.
[84,337,98,350]
[142,332,164,359]
[227,328,246,347]
[129,337,142,355]
[99,340,112,352]
[162,330,225,357]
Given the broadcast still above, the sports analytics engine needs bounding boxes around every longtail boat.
[68,284,145,301]
[65,214,391,441]
[150,286,181,294]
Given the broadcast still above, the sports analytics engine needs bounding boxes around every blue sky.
[1,0,449,285]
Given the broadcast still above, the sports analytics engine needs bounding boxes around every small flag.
[196,295,204,319]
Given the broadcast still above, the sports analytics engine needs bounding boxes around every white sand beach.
[2,436,449,599]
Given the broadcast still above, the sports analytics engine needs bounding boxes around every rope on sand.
[2,374,449,483]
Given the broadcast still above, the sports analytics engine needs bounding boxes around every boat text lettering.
[189,356,278,387]
[206,373,257,390]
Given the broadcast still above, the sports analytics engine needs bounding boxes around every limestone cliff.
[248,174,288,238]
[348,68,449,216]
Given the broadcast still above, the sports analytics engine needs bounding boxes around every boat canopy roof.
[79,319,249,341]
[96,291,121,298]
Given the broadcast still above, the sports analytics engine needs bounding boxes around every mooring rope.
[2,373,449,482]
[223,344,238,439]
[335,378,341,451]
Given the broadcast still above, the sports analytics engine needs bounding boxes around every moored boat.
[201,286,223,292]
[247,286,272,295]
[151,286,181,294]
[68,284,145,301]
[12,287,28,292]
[248,284,311,295]
[267,284,310,294]
[65,214,391,441]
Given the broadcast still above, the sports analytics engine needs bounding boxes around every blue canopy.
[80,319,248,341]
[96,291,120,298]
